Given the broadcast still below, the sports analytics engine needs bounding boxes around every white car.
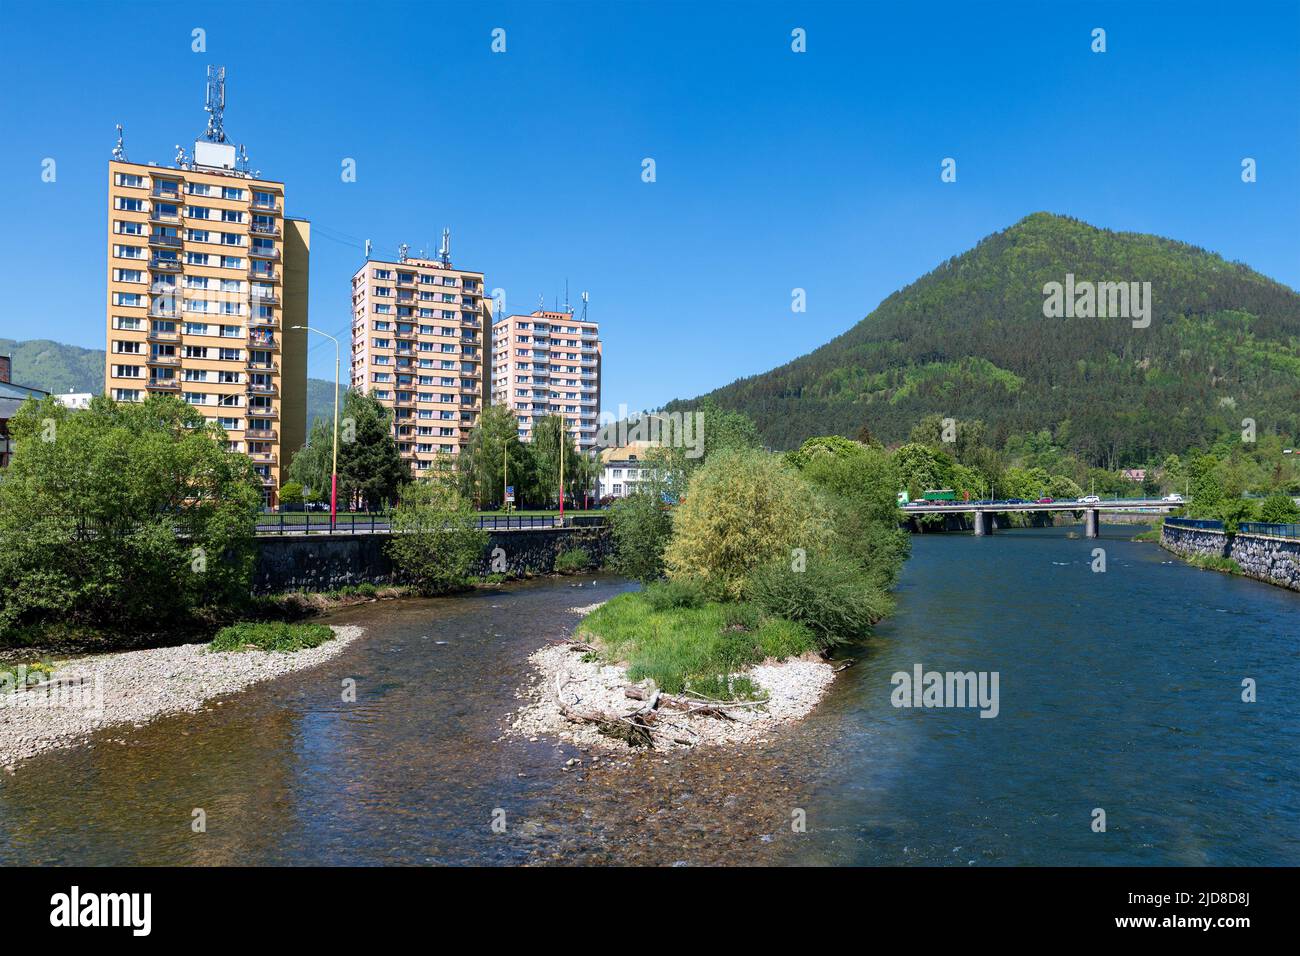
[1162,493,1185,503]
[1079,495,1101,504]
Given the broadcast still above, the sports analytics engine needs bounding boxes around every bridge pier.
[973,510,994,536]
[1085,509,1099,538]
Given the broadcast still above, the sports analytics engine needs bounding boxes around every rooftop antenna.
[438,227,451,268]
[237,143,251,172]
[364,239,372,259]
[398,242,409,262]
[174,143,191,166]
[112,124,128,161]
[580,290,589,322]
[201,66,228,143]
[564,279,571,314]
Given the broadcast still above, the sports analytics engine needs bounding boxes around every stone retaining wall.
[1160,523,1300,592]
[253,525,612,595]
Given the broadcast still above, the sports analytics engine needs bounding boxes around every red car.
[1037,496,1054,504]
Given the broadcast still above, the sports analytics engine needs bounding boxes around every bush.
[642,578,708,611]
[209,622,334,653]
[663,448,833,598]
[743,552,892,650]
[0,395,261,644]
[1257,493,1300,524]
[721,603,764,631]
[279,481,305,509]
[385,480,488,595]
[554,548,592,574]
[608,492,673,583]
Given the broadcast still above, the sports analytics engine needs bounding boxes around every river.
[1,525,1296,865]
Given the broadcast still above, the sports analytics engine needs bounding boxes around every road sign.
[505,485,515,503]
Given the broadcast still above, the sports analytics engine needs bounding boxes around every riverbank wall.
[1160,523,1300,592]
[253,525,612,595]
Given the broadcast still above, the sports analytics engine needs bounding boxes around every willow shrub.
[0,395,261,643]
[385,480,487,595]
[743,551,893,651]
[663,447,833,598]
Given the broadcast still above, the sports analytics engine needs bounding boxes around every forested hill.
[668,213,1300,466]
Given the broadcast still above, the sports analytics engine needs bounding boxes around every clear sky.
[1,0,1297,412]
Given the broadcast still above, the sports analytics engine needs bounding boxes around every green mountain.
[0,337,341,437]
[669,213,1300,466]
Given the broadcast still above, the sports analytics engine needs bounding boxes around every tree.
[279,481,304,510]
[385,479,487,594]
[336,391,410,511]
[527,415,597,506]
[664,448,833,598]
[608,492,673,583]
[286,415,333,502]
[1257,493,1300,524]
[0,394,260,641]
[459,404,527,509]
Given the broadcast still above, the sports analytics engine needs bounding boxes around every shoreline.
[508,602,837,751]
[0,625,363,770]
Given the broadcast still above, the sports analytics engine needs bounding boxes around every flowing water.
[1,526,1297,865]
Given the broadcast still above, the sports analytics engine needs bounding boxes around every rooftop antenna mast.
[202,66,228,143]
[112,124,128,161]
[564,279,571,314]
[580,290,589,322]
[438,227,451,268]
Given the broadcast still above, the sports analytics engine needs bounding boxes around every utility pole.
[292,325,340,529]
[503,442,508,513]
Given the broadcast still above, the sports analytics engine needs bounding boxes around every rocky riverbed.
[0,625,364,770]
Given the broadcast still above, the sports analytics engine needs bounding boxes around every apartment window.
[113,268,146,283]
[184,393,209,406]
[112,388,143,402]
[115,197,144,212]
[113,341,142,354]
[113,364,142,378]
[113,244,146,259]
[221,209,243,223]
[187,183,213,196]
[187,206,212,220]
[373,269,393,280]
[222,186,245,200]
[220,255,243,269]
[115,221,144,236]
[221,232,244,246]
[112,292,144,307]
[187,229,211,243]
[112,315,143,331]
[114,172,146,187]
[185,252,211,266]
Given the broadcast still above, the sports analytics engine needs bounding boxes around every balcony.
[149,257,182,272]
[248,246,280,261]
[146,328,179,343]
[248,451,278,464]
[146,378,180,391]
[148,304,179,319]
[248,407,278,420]
[249,266,279,282]
[247,382,277,395]
[147,354,179,366]
[149,234,182,249]
[148,210,181,225]
[248,332,278,349]
[245,428,277,440]
[251,291,279,305]
[251,198,280,212]
[150,185,181,200]
[250,222,280,237]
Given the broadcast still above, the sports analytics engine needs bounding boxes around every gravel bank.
[509,640,837,751]
[0,625,363,769]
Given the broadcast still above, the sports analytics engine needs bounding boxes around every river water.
[1,526,1296,865]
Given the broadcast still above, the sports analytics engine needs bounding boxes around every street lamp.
[292,325,340,529]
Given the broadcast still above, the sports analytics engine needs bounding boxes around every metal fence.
[1163,517,1224,531]
[252,512,588,535]
[1239,521,1300,539]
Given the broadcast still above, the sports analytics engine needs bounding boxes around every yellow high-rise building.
[104,69,307,507]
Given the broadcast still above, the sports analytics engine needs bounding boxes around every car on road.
[1037,496,1054,504]
[1162,493,1185,503]
[1079,494,1101,504]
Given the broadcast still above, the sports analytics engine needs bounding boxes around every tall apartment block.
[104,68,307,506]
[349,242,490,475]
[491,309,602,450]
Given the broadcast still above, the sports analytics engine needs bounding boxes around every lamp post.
[292,325,340,529]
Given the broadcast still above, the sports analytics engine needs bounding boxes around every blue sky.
[1,0,1296,412]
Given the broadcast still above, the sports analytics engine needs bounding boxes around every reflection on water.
[1,528,1297,865]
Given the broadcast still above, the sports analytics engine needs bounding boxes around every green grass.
[577,592,816,698]
[1186,554,1243,575]
[554,548,592,574]
[209,621,335,653]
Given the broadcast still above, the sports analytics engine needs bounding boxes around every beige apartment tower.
[491,309,601,450]
[104,72,307,507]
[349,244,490,475]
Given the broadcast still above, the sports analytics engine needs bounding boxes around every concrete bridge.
[902,498,1183,537]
